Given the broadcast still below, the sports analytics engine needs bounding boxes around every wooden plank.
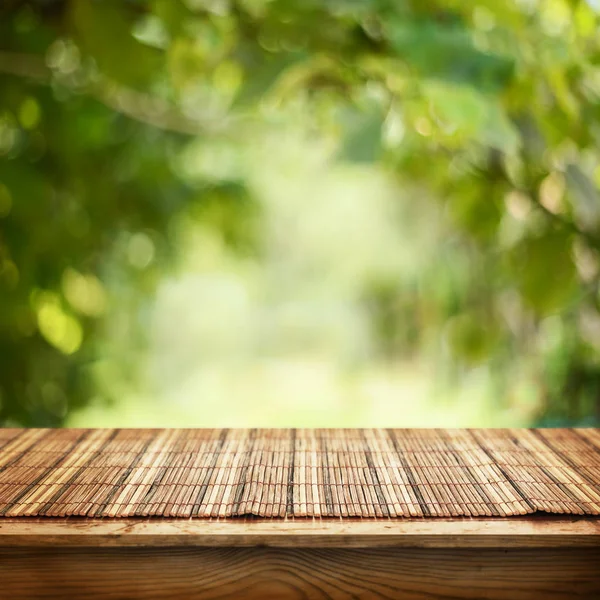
[0,516,599,548]
[0,546,598,599]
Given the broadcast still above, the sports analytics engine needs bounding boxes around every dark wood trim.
[0,545,598,599]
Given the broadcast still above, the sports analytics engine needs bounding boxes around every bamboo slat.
[0,428,598,518]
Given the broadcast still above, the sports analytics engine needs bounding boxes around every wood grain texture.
[1,516,599,547]
[0,546,598,599]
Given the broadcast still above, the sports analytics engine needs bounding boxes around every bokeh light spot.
[128,232,155,269]
[35,292,83,355]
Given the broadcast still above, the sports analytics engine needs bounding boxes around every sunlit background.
[1,0,600,428]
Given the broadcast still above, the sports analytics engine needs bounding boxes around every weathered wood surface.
[0,545,598,599]
[0,516,599,547]
[1,517,599,599]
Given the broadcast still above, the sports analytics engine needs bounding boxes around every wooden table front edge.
[1,515,599,548]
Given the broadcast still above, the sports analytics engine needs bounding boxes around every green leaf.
[445,312,499,364]
[565,164,600,226]
[233,53,305,107]
[388,20,515,92]
[448,186,503,241]
[422,81,519,153]
[71,0,163,88]
[423,82,488,136]
[481,103,520,155]
[510,231,578,315]
[338,110,384,163]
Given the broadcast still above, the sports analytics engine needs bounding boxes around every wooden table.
[1,516,599,599]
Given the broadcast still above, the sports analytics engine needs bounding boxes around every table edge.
[0,516,599,548]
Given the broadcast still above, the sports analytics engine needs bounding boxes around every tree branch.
[485,148,600,254]
[0,51,209,136]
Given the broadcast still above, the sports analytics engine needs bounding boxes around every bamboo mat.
[0,428,599,518]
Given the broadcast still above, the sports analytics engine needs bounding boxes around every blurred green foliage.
[1,0,600,426]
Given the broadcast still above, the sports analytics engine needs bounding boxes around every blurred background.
[1,0,600,428]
